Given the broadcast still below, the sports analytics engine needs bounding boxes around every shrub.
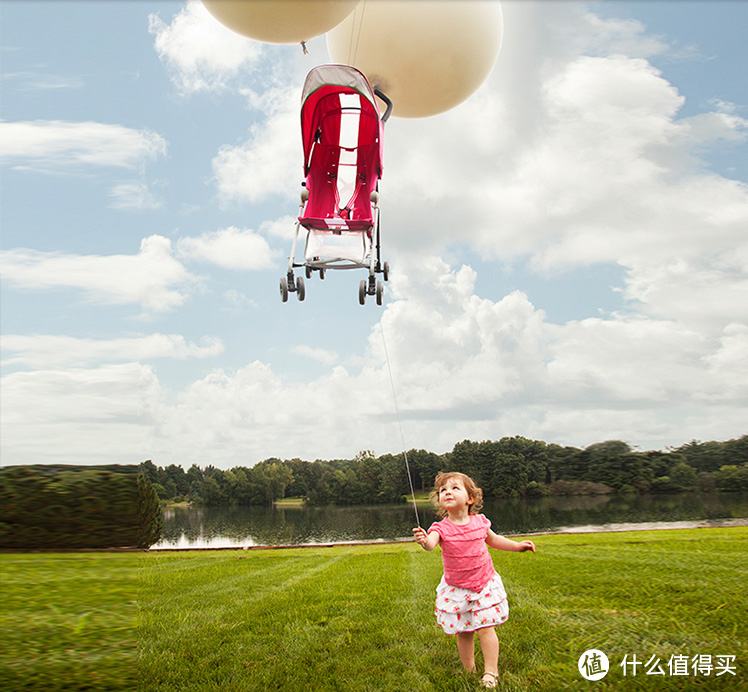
[0,465,162,550]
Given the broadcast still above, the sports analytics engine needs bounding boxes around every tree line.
[140,435,747,507]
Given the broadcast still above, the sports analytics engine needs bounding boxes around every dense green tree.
[714,464,748,491]
[675,440,725,473]
[250,461,293,505]
[164,464,190,496]
[405,449,447,491]
[305,463,334,505]
[284,458,313,498]
[544,444,582,483]
[449,440,484,486]
[201,476,224,506]
[723,436,748,465]
[578,441,636,491]
[140,460,160,484]
[669,461,698,490]
[138,473,162,548]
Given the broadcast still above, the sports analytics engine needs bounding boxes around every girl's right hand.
[412,527,428,546]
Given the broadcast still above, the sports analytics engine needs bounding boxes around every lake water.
[153,492,748,549]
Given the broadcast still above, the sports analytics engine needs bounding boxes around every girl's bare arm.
[486,529,536,553]
[413,527,441,551]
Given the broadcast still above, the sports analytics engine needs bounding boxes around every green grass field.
[2,528,746,691]
[0,552,138,691]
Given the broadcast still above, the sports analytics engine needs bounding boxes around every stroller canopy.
[300,64,384,172]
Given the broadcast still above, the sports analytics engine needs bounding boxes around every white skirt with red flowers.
[434,572,509,634]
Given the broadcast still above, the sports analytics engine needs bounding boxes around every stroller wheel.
[383,262,390,282]
[305,266,312,279]
[376,280,384,306]
[296,276,306,301]
[359,279,367,305]
[320,268,326,280]
[280,276,289,303]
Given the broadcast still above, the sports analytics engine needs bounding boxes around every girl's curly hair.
[429,472,483,518]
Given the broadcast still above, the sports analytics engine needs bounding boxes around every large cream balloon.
[326,0,503,118]
[202,0,359,44]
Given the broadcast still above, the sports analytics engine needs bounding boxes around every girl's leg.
[456,631,476,672]
[476,626,499,676]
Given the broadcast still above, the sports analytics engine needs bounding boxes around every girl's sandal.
[481,672,498,689]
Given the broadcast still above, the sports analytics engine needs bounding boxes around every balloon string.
[349,0,367,66]
[380,318,421,529]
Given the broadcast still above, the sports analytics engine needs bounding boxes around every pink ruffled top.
[428,514,495,592]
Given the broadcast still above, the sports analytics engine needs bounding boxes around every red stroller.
[280,65,392,305]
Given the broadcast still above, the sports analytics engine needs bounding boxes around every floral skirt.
[434,572,509,634]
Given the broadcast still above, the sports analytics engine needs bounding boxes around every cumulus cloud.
[211,89,302,203]
[98,257,745,466]
[0,120,167,172]
[0,235,197,312]
[148,0,308,202]
[148,0,264,94]
[3,253,745,467]
[176,226,277,269]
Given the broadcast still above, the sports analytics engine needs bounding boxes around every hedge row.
[0,465,161,549]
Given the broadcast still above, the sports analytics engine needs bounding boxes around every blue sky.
[1,0,746,469]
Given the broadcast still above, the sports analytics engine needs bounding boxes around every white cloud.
[380,49,748,270]
[0,363,160,465]
[1,333,223,369]
[260,215,301,241]
[3,254,744,468]
[148,0,264,94]
[211,89,302,203]
[0,120,166,172]
[132,257,748,466]
[622,252,748,331]
[577,12,670,59]
[0,235,197,313]
[108,181,163,211]
[177,226,277,269]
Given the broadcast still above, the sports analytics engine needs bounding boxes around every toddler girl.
[413,472,535,689]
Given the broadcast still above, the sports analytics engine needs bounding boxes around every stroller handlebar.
[374,88,393,123]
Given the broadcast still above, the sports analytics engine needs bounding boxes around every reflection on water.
[154,492,748,549]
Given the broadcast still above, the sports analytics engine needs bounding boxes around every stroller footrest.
[300,217,372,232]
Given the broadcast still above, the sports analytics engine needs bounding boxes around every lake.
[153,492,748,549]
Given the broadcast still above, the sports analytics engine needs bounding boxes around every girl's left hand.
[412,527,428,546]
[517,540,536,553]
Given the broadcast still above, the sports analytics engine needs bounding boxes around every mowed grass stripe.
[140,549,350,609]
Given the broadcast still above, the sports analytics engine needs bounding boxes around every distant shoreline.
[149,517,747,551]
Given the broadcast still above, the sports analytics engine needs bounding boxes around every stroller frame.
[281,65,392,305]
